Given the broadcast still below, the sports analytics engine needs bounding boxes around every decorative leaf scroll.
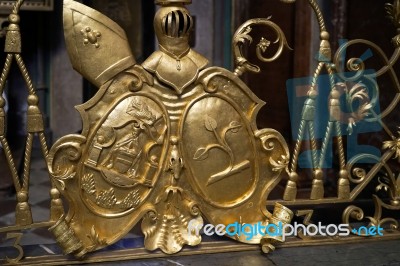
[82,174,141,209]
[347,83,372,119]
[96,189,117,208]
[343,196,400,239]
[120,190,141,209]
[235,26,253,45]
[269,155,290,173]
[88,226,108,249]
[339,82,373,135]
[233,17,291,75]
[82,174,96,195]
[376,173,400,202]
[383,131,400,161]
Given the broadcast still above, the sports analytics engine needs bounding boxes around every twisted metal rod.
[15,54,35,95]
[319,122,333,168]
[290,120,306,173]
[0,136,21,191]
[12,0,24,14]
[308,122,319,169]
[335,122,346,170]
[22,133,33,190]
[39,132,49,157]
[0,54,13,92]
[308,0,326,33]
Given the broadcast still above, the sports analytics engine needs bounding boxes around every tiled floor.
[1,149,400,265]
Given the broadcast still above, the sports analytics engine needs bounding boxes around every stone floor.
[0,151,400,265]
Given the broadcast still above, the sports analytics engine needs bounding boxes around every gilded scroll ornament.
[45,0,291,257]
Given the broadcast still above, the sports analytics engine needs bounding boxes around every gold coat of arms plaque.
[47,0,291,257]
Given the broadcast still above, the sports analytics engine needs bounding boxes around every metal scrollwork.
[343,195,400,236]
[232,18,291,76]
[47,135,86,190]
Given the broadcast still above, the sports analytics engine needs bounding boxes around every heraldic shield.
[47,0,292,257]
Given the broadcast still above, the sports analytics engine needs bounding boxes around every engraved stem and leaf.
[193,115,249,186]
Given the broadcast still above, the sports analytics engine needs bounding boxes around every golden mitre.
[63,0,136,87]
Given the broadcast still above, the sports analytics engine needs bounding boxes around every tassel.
[283,172,298,201]
[50,188,65,221]
[338,170,350,199]
[27,95,44,133]
[317,31,331,62]
[310,169,324,200]
[5,14,21,53]
[15,192,33,226]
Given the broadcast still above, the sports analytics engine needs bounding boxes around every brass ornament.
[63,0,136,88]
[46,0,291,257]
[1,0,400,264]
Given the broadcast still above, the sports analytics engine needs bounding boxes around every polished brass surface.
[63,0,136,88]
[0,0,400,264]
[46,0,289,257]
